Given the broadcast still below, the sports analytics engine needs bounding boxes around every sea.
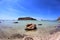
[0,20,59,29]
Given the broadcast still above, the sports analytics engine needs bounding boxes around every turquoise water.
[0,20,60,34]
[0,20,60,39]
[0,20,59,29]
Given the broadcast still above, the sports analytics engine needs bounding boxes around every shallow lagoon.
[0,20,59,33]
[0,20,60,40]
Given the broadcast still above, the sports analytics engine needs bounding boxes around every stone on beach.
[13,22,18,23]
[38,24,42,25]
[25,24,37,31]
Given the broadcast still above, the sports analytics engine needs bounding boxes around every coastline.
[0,20,60,40]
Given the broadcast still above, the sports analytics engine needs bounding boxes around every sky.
[0,0,60,20]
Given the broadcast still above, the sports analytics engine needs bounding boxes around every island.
[18,17,37,20]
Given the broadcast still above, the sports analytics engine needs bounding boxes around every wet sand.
[0,26,60,40]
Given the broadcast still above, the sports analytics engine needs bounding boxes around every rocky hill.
[57,17,60,21]
[18,17,37,20]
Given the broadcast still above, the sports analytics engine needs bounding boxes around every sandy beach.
[0,20,60,40]
[0,26,60,40]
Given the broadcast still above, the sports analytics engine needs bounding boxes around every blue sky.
[0,0,60,20]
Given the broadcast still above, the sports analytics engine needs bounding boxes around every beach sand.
[0,26,60,40]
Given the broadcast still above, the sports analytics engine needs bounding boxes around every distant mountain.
[18,17,37,20]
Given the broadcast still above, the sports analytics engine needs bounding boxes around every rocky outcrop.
[25,24,37,31]
[57,17,60,21]
[18,17,37,20]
